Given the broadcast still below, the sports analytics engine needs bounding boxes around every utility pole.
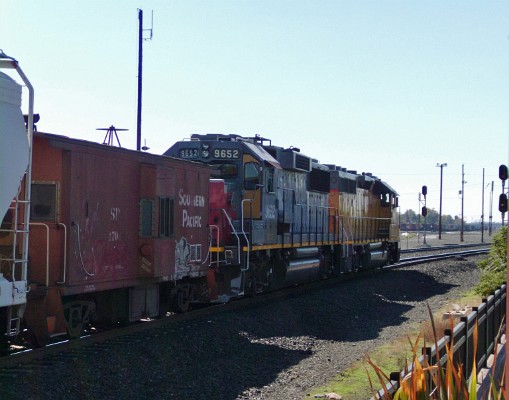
[136,9,153,151]
[436,163,447,239]
[417,194,421,245]
[489,181,493,235]
[421,185,428,246]
[481,168,485,243]
[460,164,464,242]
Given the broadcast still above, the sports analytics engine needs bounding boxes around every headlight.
[202,150,210,158]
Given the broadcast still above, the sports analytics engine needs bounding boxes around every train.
[0,56,400,348]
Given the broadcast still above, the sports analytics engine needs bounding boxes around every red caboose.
[24,132,211,345]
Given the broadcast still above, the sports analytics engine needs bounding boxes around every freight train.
[0,57,400,348]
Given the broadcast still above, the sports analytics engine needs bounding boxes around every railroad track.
[395,247,489,268]
[0,245,490,370]
[401,242,490,254]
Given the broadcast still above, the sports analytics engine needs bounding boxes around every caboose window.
[140,199,154,237]
[190,244,202,262]
[31,183,57,221]
[159,197,174,237]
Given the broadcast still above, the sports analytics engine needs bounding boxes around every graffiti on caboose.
[175,237,191,271]
[178,188,205,228]
[174,237,202,279]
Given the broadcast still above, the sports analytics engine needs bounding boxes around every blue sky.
[2,1,508,222]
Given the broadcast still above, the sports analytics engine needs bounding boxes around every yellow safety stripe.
[209,241,391,253]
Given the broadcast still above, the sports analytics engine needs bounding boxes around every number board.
[179,148,199,159]
[213,149,240,159]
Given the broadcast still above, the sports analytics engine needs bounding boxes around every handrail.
[208,224,219,267]
[56,222,67,284]
[1,56,34,284]
[240,199,251,272]
[29,222,68,286]
[211,208,241,265]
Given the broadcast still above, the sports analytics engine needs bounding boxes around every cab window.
[213,163,238,179]
[266,168,274,193]
[244,162,260,190]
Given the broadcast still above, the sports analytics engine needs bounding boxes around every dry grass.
[367,304,506,400]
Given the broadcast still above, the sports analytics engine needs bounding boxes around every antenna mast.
[137,9,153,151]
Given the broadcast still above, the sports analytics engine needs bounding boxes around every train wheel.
[63,301,95,338]
[171,284,192,313]
[158,285,171,318]
[243,272,256,297]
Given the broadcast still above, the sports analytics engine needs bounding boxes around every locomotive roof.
[166,133,398,195]
[243,142,281,169]
[326,164,398,195]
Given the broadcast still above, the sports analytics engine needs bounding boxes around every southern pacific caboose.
[21,132,211,345]
[165,134,400,300]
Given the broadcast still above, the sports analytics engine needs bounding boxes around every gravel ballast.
[0,232,489,399]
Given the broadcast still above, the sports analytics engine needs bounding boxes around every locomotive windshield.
[211,163,238,179]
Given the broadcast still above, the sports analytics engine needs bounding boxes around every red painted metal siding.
[29,135,65,286]
[172,166,210,281]
[29,133,211,296]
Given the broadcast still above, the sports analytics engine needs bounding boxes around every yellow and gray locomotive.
[165,134,400,301]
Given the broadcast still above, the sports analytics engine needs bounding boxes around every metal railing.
[372,285,506,399]
[28,222,68,287]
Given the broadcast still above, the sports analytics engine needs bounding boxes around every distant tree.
[476,226,507,296]
[400,208,465,229]
[402,209,418,224]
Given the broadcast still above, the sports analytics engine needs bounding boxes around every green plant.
[366,304,505,400]
[476,227,507,296]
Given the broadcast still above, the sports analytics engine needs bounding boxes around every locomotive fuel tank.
[272,247,322,287]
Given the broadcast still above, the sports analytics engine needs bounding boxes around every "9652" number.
[213,149,239,159]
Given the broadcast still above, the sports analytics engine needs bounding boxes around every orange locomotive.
[166,134,400,301]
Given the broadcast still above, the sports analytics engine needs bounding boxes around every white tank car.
[0,51,34,340]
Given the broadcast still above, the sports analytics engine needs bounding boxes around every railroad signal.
[499,164,508,181]
[499,164,508,226]
[499,193,508,213]
[419,184,428,246]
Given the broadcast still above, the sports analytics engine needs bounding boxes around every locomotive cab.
[166,134,282,248]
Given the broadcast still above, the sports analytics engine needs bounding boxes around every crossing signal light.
[499,165,508,181]
[421,185,427,196]
[421,206,427,217]
[499,193,508,213]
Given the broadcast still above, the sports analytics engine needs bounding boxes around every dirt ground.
[400,229,494,250]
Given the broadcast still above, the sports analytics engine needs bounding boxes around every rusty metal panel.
[66,148,141,288]
[29,133,211,296]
